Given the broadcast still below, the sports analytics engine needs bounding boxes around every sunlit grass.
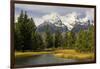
[15,51,52,58]
[53,49,94,60]
[15,49,94,60]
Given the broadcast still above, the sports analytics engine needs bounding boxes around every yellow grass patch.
[15,51,51,58]
[15,49,94,60]
[53,49,94,60]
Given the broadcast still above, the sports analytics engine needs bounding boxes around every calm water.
[15,54,93,67]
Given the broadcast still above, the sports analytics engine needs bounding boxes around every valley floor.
[53,49,94,60]
[15,49,94,60]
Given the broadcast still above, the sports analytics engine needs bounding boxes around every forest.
[15,11,95,60]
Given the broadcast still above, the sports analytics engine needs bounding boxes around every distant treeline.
[14,10,94,52]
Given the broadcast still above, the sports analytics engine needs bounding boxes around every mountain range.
[36,12,94,33]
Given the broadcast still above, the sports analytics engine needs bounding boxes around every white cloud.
[34,17,44,26]
[86,9,94,20]
[28,11,94,30]
[15,7,94,30]
[42,12,61,23]
[15,3,94,28]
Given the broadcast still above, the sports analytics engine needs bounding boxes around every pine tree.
[64,32,76,49]
[75,29,84,52]
[14,25,21,51]
[32,32,44,51]
[55,28,63,48]
[45,25,54,49]
[15,10,36,51]
[19,11,32,51]
[75,29,89,52]
[14,10,24,51]
[88,25,94,52]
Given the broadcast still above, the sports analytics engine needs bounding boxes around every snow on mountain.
[42,13,65,27]
[42,13,60,23]
[34,17,44,26]
[34,12,93,31]
[61,12,79,30]
[36,13,68,33]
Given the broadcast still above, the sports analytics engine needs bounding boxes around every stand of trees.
[55,28,63,48]
[45,25,54,49]
[14,10,95,52]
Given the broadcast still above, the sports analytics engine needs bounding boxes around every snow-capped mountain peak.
[42,13,60,23]
[61,12,79,30]
[42,12,65,27]
[35,12,94,31]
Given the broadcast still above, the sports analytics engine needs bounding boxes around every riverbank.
[15,49,94,60]
[15,51,52,58]
[53,49,94,60]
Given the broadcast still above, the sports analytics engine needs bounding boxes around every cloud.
[15,3,94,18]
[86,9,94,20]
[34,17,44,26]
[15,3,95,29]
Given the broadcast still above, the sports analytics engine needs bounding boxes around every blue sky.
[15,3,94,27]
[15,3,94,17]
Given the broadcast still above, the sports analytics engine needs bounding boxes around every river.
[15,54,93,67]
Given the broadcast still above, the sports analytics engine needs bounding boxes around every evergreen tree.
[88,26,94,52]
[70,32,76,48]
[75,29,89,52]
[14,24,22,51]
[32,32,44,51]
[75,25,94,52]
[45,25,54,49]
[75,29,83,52]
[14,10,95,52]
[55,28,63,48]
[14,10,24,51]
[15,10,36,51]
[64,32,76,49]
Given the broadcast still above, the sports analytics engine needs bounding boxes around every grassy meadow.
[15,49,94,60]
